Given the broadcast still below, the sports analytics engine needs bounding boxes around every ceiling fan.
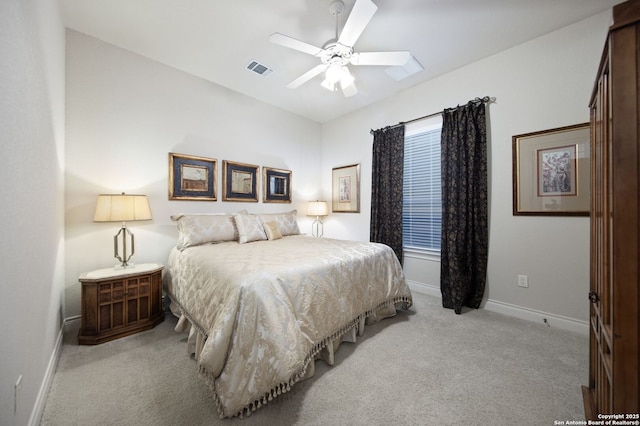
[270,0,412,97]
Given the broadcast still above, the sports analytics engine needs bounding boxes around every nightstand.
[78,263,164,345]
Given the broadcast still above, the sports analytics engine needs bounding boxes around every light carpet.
[40,292,588,425]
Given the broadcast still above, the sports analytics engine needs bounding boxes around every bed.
[163,211,412,418]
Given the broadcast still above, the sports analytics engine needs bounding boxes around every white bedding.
[164,235,412,418]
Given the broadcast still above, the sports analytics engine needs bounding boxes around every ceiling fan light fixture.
[322,65,353,92]
[340,77,357,98]
[322,64,352,92]
[325,63,344,84]
[340,67,354,87]
[321,77,337,92]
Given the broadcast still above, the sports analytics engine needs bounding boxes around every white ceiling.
[61,0,622,123]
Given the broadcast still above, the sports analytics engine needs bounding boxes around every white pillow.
[256,210,300,236]
[172,214,238,250]
[234,213,267,244]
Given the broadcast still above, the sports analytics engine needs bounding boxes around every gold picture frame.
[263,167,292,203]
[332,163,360,213]
[168,152,217,201]
[512,123,590,216]
[222,160,259,202]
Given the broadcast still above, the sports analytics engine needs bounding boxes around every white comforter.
[164,235,412,418]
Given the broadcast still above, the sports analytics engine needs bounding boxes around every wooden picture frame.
[263,167,292,203]
[512,123,590,216]
[332,163,360,213]
[168,152,217,201]
[222,160,259,202]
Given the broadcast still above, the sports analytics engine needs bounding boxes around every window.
[403,117,442,253]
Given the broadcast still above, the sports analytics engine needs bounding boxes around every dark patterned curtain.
[440,100,489,314]
[370,126,405,263]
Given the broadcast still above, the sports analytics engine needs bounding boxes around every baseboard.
[64,315,82,327]
[29,315,82,425]
[407,280,441,298]
[28,321,64,425]
[407,280,589,336]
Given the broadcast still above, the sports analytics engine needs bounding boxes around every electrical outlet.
[15,374,22,414]
[517,274,529,288]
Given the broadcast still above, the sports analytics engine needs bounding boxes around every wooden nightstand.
[78,263,164,345]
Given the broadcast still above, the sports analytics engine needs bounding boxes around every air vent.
[246,60,273,77]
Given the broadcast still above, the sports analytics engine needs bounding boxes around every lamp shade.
[93,193,152,222]
[307,200,328,217]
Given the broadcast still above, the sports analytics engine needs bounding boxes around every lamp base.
[114,224,135,267]
[113,262,136,270]
[311,217,324,238]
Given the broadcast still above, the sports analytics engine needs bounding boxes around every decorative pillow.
[263,221,282,241]
[256,210,300,236]
[172,214,238,250]
[234,213,267,244]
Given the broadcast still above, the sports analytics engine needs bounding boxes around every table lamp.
[307,200,328,237]
[93,193,152,268]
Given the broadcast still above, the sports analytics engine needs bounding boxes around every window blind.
[403,127,442,251]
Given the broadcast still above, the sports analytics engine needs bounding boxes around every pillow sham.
[234,213,267,244]
[263,221,282,241]
[172,214,238,250]
[256,210,300,236]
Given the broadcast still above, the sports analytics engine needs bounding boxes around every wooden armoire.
[583,0,640,417]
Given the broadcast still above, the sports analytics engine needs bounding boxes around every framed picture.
[512,123,590,216]
[263,167,292,203]
[168,152,217,201]
[332,163,360,213]
[222,160,259,202]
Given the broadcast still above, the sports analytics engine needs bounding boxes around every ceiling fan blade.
[270,33,323,57]
[350,51,411,66]
[341,81,358,97]
[337,0,377,47]
[286,64,328,89]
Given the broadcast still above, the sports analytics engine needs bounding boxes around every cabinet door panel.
[112,281,124,301]
[112,301,124,328]
[127,298,138,323]
[140,296,150,320]
[99,304,111,330]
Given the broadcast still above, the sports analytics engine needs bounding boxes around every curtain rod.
[370,96,493,134]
